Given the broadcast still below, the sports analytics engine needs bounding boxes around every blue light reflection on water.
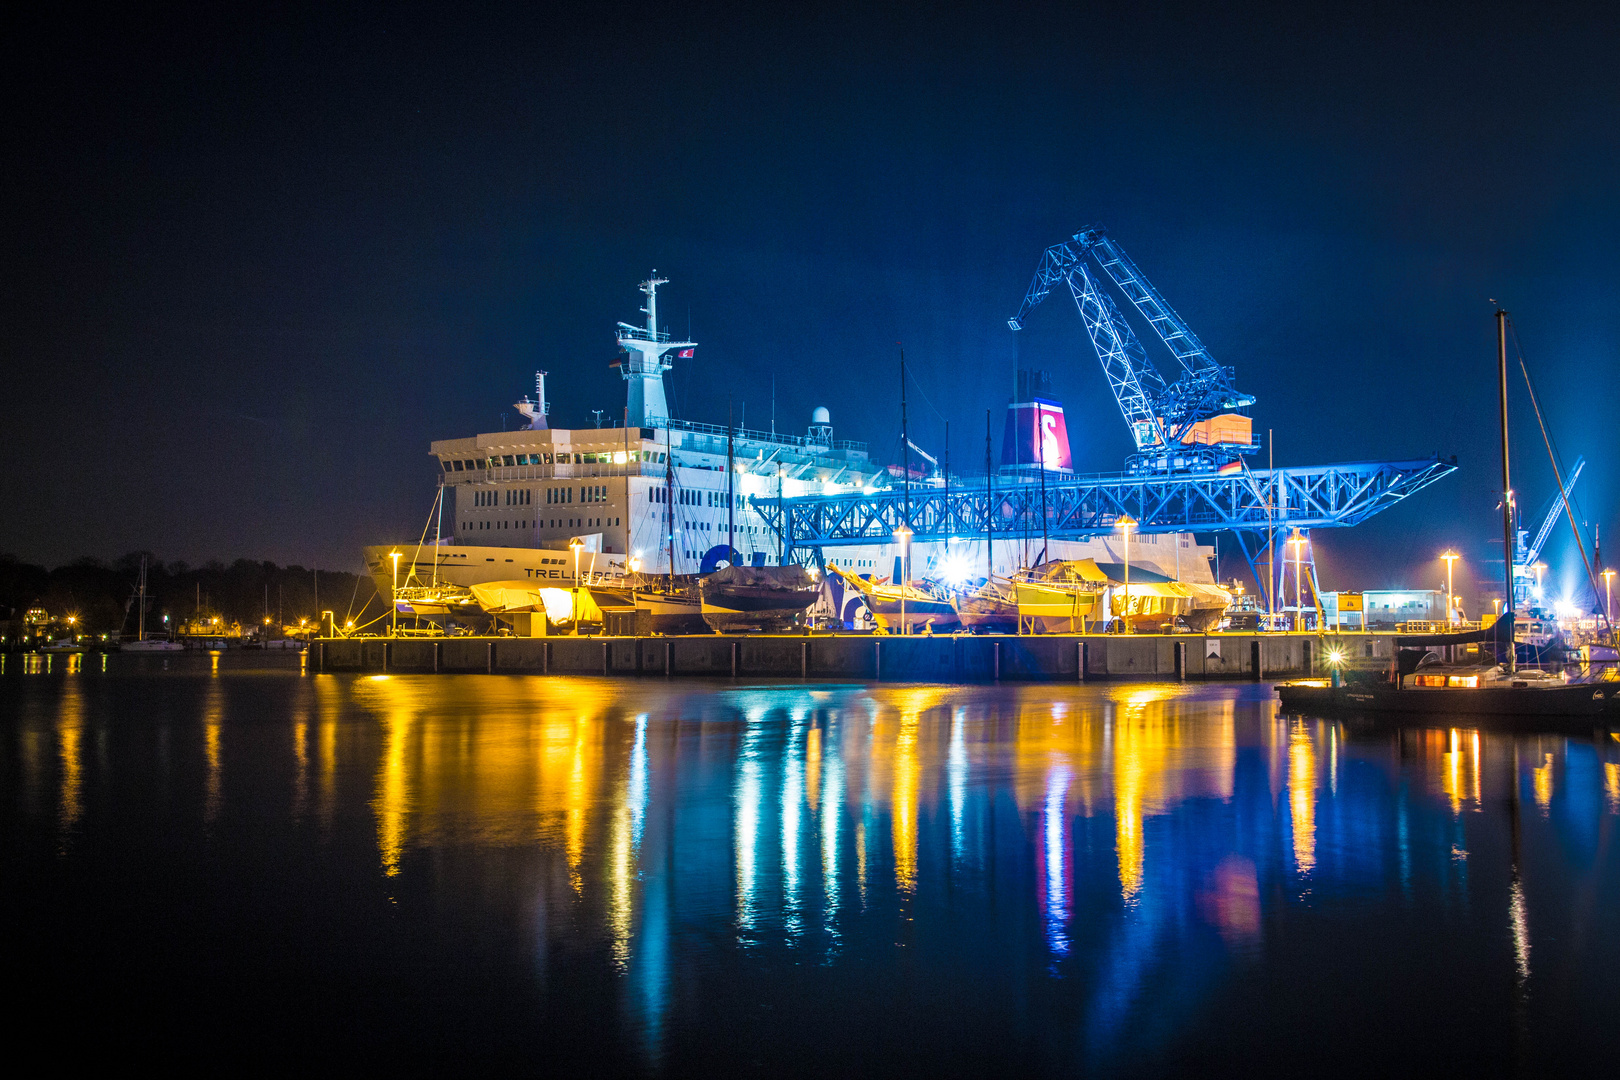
[5,656,1620,1075]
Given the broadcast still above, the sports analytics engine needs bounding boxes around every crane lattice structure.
[1008,225,1256,474]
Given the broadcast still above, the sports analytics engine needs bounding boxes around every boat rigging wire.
[1509,319,1610,632]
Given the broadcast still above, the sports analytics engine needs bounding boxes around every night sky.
[5,2,1617,608]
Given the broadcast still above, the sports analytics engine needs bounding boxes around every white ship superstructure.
[366,275,1215,604]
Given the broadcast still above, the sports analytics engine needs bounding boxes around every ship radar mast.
[616,272,694,428]
[515,370,550,430]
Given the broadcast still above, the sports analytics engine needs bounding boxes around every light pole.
[1288,530,1306,630]
[1116,514,1136,633]
[1604,568,1615,629]
[1533,562,1546,605]
[389,551,401,636]
[569,537,585,635]
[1441,551,1459,626]
[894,524,913,635]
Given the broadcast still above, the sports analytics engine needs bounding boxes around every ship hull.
[1278,681,1617,718]
[699,586,819,633]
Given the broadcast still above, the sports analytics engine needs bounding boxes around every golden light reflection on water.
[1288,720,1317,875]
[1534,753,1555,815]
[891,711,920,897]
[1606,762,1619,814]
[56,679,84,845]
[267,674,1620,992]
[203,680,223,824]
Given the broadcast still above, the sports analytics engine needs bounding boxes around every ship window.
[452,460,464,471]
[442,460,452,472]
[503,455,515,466]
[463,460,475,470]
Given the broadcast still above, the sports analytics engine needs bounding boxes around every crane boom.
[1523,455,1585,567]
[1008,224,1255,473]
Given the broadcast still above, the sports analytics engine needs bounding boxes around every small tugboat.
[1278,308,1619,721]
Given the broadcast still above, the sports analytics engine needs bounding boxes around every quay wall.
[314,632,1394,682]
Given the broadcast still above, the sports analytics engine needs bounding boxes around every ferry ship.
[365,276,1216,620]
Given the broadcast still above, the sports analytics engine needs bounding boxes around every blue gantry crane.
[1008,225,1257,474]
[753,224,1457,608]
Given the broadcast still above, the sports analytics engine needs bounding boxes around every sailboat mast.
[432,481,443,588]
[1497,307,1516,672]
[727,397,735,560]
[899,350,910,528]
[984,409,993,581]
[665,426,675,590]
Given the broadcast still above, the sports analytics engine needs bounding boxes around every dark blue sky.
[4,1,1616,606]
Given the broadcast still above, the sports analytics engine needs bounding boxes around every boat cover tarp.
[471,581,605,624]
[1026,559,1110,584]
[706,565,818,591]
[470,580,545,612]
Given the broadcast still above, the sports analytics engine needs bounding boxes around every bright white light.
[940,550,974,587]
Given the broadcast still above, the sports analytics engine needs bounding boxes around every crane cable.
[1508,320,1610,634]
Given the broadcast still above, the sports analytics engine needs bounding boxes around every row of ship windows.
[465,520,532,531]
[472,489,533,507]
[462,517,623,532]
[443,451,667,472]
[467,487,609,508]
[649,488,745,507]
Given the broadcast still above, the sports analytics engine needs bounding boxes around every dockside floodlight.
[1116,515,1136,633]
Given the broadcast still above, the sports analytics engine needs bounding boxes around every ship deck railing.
[660,416,869,455]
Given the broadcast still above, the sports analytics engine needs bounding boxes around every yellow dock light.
[1440,551,1459,625]
[569,537,586,634]
[894,524,913,635]
[389,550,402,636]
[1116,514,1136,632]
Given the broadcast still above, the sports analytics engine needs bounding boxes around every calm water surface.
[4,652,1620,1075]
